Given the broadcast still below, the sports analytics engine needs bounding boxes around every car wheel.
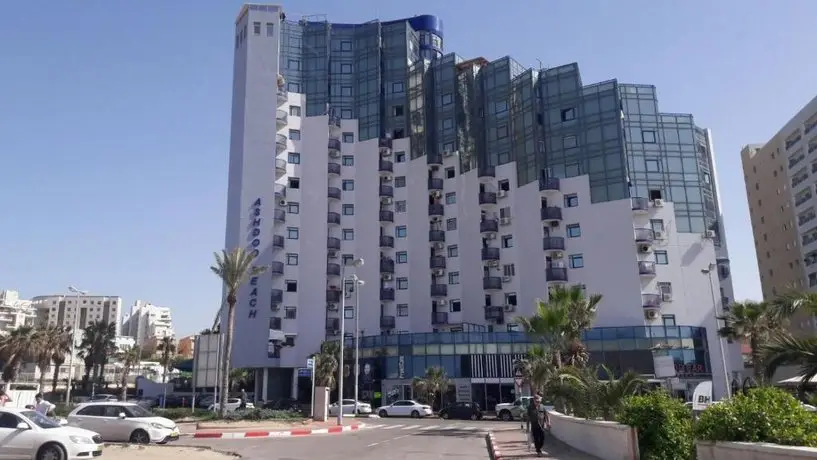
[411,410,420,418]
[471,413,478,421]
[441,412,450,419]
[499,410,513,422]
[130,429,151,444]
[37,443,65,460]
[378,410,388,417]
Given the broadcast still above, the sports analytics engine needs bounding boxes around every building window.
[561,107,575,121]
[289,129,300,140]
[450,299,461,312]
[286,253,298,265]
[287,82,300,92]
[392,81,404,93]
[446,167,456,179]
[397,278,408,290]
[503,264,516,277]
[496,125,508,139]
[397,304,409,316]
[341,108,353,119]
[342,204,354,215]
[642,130,657,143]
[288,177,300,189]
[502,235,514,248]
[288,59,300,70]
[396,200,407,213]
[441,93,453,105]
[395,151,406,162]
[566,224,581,238]
[392,105,404,116]
[662,314,676,327]
[395,176,406,187]
[396,251,408,263]
[289,106,301,116]
[569,254,584,269]
[287,202,299,214]
[342,132,354,143]
[564,194,578,207]
[286,280,297,292]
[340,40,352,51]
[445,192,456,205]
[650,219,665,233]
[266,22,274,37]
[448,272,460,285]
[442,118,454,130]
[342,229,354,240]
[342,155,354,166]
[563,135,577,148]
[344,307,354,319]
[340,63,352,73]
[288,152,300,164]
[645,158,660,172]
[342,180,354,191]
[654,251,669,265]
[287,227,299,239]
[340,86,352,97]
[446,218,457,231]
[396,226,407,238]
[495,100,508,114]
[447,245,458,257]
[253,22,261,35]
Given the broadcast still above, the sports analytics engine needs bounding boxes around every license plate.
[96,445,103,452]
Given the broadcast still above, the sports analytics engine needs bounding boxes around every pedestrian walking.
[526,395,550,457]
[0,390,11,407]
[239,388,247,410]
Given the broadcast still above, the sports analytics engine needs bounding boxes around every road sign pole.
[307,358,315,418]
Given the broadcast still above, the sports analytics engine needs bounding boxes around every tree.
[0,326,36,383]
[49,328,73,395]
[553,365,645,420]
[312,341,340,390]
[761,333,817,385]
[157,336,176,384]
[116,346,141,401]
[230,368,252,391]
[513,346,556,396]
[32,325,70,391]
[79,321,117,390]
[718,301,781,382]
[210,247,267,417]
[411,366,450,410]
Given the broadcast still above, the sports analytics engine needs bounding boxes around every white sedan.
[328,399,372,416]
[0,406,103,460]
[206,398,255,413]
[375,400,433,418]
[67,402,179,444]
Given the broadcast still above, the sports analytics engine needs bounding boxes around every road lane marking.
[402,424,422,430]
[382,424,402,430]
[419,425,439,430]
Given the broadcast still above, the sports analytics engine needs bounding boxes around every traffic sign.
[306,358,314,370]
[298,367,312,377]
[514,369,524,388]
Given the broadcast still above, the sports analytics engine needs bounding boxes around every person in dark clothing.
[526,395,550,457]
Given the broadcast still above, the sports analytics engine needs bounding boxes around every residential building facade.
[32,294,123,335]
[0,290,36,336]
[223,4,741,403]
[122,300,175,350]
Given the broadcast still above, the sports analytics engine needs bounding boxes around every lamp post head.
[352,258,364,268]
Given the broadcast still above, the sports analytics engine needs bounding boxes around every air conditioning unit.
[644,310,659,320]
[438,299,448,306]
[500,217,511,225]
[502,276,512,283]
[550,221,560,227]
[639,245,652,253]
[327,303,338,311]
[432,268,445,276]
[382,273,393,281]
[271,304,280,311]
[485,233,496,239]
[653,199,664,207]
[383,175,393,182]
[654,231,665,239]
[431,191,442,198]
[433,242,444,250]
[431,216,442,223]
[487,260,499,267]
[381,149,392,157]
[662,292,673,302]
[497,190,508,198]
[552,251,563,259]
[503,305,516,312]
[381,197,393,204]
[329,150,341,158]
[704,230,716,239]
[278,198,287,206]
[328,250,338,258]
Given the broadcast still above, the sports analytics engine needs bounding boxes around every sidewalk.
[488,429,599,459]
[184,420,363,439]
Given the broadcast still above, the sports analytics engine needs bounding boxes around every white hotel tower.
[224,4,742,401]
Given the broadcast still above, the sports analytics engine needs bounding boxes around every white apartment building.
[122,300,175,348]
[0,290,36,335]
[32,294,123,335]
[224,4,741,401]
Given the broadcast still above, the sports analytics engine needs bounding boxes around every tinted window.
[0,413,20,428]
[77,406,104,416]
[125,405,153,418]
[394,401,411,406]
[102,406,125,417]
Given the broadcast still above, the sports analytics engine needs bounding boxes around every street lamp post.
[65,286,88,405]
[350,275,365,417]
[702,264,732,399]
[337,258,363,426]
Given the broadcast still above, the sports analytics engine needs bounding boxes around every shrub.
[221,408,302,422]
[616,391,694,460]
[152,408,217,421]
[694,386,817,447]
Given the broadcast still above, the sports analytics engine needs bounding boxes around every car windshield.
[21,410,60,429]
[126,405,155,418]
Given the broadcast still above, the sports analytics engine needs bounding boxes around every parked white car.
[206,398,255,412]
[375,400,433,418]
[67,402,179,444]
[0,406,103,460]
[328,399,372,416]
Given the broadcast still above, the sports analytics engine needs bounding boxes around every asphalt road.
[188,417,516,460]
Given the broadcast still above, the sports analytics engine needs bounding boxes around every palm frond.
[762,333,817,382]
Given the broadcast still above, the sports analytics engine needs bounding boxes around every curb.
[189,423,364,439]
[485,432,502,459]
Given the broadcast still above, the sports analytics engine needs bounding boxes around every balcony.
[272,235,285,250]
[430,256,447,270]
[271,289,283,303]
[546,267,568,282]
[273,208,286,223]
[326,289,341,303]
[325,318,339,333]
[327,237,341,250]
[379,210,394,223]
[327,212,341,225]
[275,158,287,177]
[379,185,394,198]
[380,235,395,248]
[539,177,560,194]
[480,218,499,234]
[642,293,662,310]
[380,288,395,301]
[277,87,287,106]
[428,177,444,191]
[478,165,496,183]
[542,237,565,251]
[540,206,563,223]
[429,230,445,244]
[276,109,288,129]
[483,276,502,290]
[328,187,342,200]
[380,258,395,274]
[327,263,341,276]
[379,160,394,176]
[429,203,444,218]
[479,192,498,209]
[276,133,287,154]
[485,306,504,322]
[430,284,448,298]
[638,261,657,276]
[270,261,284,275]
[274,183,286,203]
[431,311,449,325]
[631,197,649,214]
[481,247,500,262]
[634,228,655,243]
[328,162,341,176]
[428,153,443,168]
[380,315,396,328]
[328,138,341,155]
[379,137,393,156]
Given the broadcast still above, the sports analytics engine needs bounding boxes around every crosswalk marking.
[382,424,402,430]
[419,425,439,431]
[368,423,487,433]
[402,424,422,430]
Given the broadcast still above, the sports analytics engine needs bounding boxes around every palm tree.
[718,301,780,382]
[761,333,817,384]
[157,336,176,385]
[79,321,117,390]
[116,346,141,401]
[230,368,252,391]
[513,345,556,396]
[32,325,69,391]
[49,328,73,395]
[553,364,645,420]
[210,247,268,417]
[411,366,450,410]
[769,290,817,320]
[312,341,340,390]
[0,326,36,383]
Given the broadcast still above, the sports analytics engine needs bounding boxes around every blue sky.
[1,0,813,336]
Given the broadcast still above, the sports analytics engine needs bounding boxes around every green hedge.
[616,391,694,460]
[152,407,302,422]
[694,386,817,447]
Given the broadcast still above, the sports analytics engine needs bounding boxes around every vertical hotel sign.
[247,198,262,319]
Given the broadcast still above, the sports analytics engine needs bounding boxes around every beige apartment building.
[742,95,817,337]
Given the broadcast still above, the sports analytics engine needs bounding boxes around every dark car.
[262,398,302,412]
[439,402,482,420]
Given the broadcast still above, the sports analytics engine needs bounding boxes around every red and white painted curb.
[190,423,364,440]
[486,432,502,459]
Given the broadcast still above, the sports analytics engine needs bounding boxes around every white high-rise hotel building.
[224,4,742,401]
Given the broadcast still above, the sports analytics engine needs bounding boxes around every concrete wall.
[547,411,638,460]
[697,441,817,460]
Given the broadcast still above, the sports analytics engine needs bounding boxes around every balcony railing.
[327,212,341,225]
[380,288,395,301]
[428,178,444,190]
[427,153,443,166]
[380,259,395,273]
[540,206,563,221]
[642,294,662,308]
[328,138,341,151]
[430,284,448,297]
[270,261,284,275]
[327,237,341,250]
[542,237,565,251]
[326,318,339,332]
[380,315,396,328]
[480,219,499,233]
[631,197,649,212]
[429,203,444,217]
[430,257,447,269]
[379,185,394,197]
[271,289,283,303]
[272,235,285,249]
[478,165,496,179]
[379,160,394,173]
[634,228,655,242]
[379,210,394,223]
[327,263,341,276]
[638,261,656,275]
[379,137,393,150]
[326,290,341,303]
[429,230,445,242]
[546,267,568,281]
[273,209,286,222]
[481,247,500,261]
[483,276,502,290]
[328,187,342,200]
[328,162,341,175]
[538,177,560,192]
[485,306,504,321]
[431,311,449,325]
[479,192,497,206]
[380,235,395,248]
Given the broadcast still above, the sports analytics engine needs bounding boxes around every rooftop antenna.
[536,59,544,71]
